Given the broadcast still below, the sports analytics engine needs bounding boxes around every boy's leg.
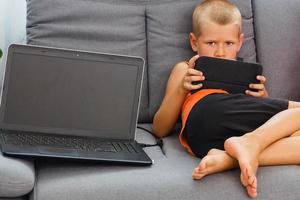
[258,130,300,165]
[224,107,300,197]
[192,148,238,180]
[288,100,300,109]
[193,132,300,197]
[193,130,300,180]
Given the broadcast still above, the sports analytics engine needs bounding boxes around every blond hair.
[192,0,242,37]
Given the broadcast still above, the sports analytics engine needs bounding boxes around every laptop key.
[124,142,135,153]
[112,142,122,152]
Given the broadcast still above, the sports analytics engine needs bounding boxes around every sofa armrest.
[0,153,35,198]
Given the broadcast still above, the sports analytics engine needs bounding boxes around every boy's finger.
[187,68,203,76]
[185,83,202,91]
[188,75,205,82]
[245,90,256,96]
[188,54,200,68]
[245,90,264,97]
[256,75,266,83]
[249,83,264,90]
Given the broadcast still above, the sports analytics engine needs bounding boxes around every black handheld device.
[192,56,263,94]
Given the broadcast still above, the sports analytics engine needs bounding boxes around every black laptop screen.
[1,48,142,140]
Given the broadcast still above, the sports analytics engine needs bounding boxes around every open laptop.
[0,44,152,166]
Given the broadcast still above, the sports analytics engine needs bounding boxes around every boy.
[152,0,300,198]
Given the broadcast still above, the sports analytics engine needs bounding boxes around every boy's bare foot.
[224,135,261,198]
[192,149,238,180]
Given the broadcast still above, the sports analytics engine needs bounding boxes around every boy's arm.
[152,62,189,138]
[153,55,203,138]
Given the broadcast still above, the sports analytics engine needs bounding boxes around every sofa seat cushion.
[32,126,300,200]
[0,153,35,198]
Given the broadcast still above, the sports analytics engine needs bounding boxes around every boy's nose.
[215,45,225,58]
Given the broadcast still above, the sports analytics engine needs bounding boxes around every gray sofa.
[1,0,300,199]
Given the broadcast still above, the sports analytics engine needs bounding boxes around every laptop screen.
[0,45,144,140]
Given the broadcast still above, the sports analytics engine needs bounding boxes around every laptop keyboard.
[0,131,138,153]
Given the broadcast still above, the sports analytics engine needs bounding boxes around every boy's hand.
[245,75,268,97]
[182,55,205,92]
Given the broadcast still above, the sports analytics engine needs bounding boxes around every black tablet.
[192,56,263,94]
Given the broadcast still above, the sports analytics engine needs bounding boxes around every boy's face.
[190,21,244,60]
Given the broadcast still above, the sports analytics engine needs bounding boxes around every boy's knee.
[207,148,221,155]
[288,101,300,109]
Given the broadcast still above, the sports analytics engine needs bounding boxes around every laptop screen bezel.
[0,44,144,140]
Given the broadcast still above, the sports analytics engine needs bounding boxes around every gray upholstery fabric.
[26,0,149,121]
[20,0,300,200]
[146,0,256,118]
[33,127,300,200]
[0,153,35,197]
[0,197,27,200]
[253,0,300,101]
[146,0,199,119]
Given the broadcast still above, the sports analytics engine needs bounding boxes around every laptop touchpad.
[38,147,79,156]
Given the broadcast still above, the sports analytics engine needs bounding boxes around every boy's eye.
[206,41,216,46]
[226,42,234,46]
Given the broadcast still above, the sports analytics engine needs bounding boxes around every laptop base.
[0,131,152,166]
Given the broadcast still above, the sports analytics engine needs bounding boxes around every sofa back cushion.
[253,0,300,101]
[146,0,257,119]
[26,0,257,123]
[26,0,149,121]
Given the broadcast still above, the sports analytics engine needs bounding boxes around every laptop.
[192,56,263,94]
[0,44,152,166]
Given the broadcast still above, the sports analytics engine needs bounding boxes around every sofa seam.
[72,0,149,6]
[32,159,38,200]
[145,3,151,121]
[145,0,197,6]
[250,0,259,63]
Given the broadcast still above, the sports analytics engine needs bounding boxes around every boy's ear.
[189,32,198,52]
[237,33,244,52]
